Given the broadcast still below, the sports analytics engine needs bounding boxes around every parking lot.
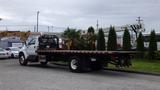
[0,59,160,90]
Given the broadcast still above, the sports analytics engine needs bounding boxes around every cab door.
[26,38,38,55]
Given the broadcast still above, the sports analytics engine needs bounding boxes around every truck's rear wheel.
[69,56,82,73]
[19,54,28,66]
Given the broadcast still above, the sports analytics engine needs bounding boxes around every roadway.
[0,59,159,90]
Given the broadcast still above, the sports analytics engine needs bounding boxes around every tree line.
[63,26,158,60]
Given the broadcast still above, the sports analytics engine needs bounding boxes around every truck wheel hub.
[71,59,78,70]
[20,56,25,63]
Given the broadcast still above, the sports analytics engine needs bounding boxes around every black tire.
[19,53,28,66]
[69,56,83,73]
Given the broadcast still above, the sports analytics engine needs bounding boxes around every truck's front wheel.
[19,54,28,66]
[69,56,82,73]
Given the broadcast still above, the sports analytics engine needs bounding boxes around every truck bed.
[37,49,137,55]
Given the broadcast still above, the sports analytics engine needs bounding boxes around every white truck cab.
[19,36,39,65]
[19,34,61,65]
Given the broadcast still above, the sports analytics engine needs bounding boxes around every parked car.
[5,47,20,58]
[0,48,10,59]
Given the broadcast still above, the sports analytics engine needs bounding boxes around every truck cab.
[18,34,59,65]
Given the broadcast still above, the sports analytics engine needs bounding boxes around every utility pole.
[134,16,143,46]
[136,16,143,24]
[96,20,99,30]
[0,18,2,31]
[5,26,8,31]
[0,18,2,27]
[34,25,36,32]
[136,16,143,33]
[48,26,49,32]
[51,26,53,32]
[37,11,40,32]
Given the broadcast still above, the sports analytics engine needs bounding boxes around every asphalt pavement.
[0,59,160,90]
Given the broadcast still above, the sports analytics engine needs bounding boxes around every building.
[0,37,23,48]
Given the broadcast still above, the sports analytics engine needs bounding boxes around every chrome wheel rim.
[19,55,25,64]
[71,59,78,70]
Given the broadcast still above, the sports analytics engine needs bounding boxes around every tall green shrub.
[123,28,131,50]
[148,30,157,60]
[87,26,96,50]
[107,26,117,51]
[136,32,144,58]
[97,28,105,51]
[87,26,94,34]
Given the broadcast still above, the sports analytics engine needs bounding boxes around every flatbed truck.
[19,34,136,72]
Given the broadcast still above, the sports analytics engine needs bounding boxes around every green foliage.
[155,51,160,60]
[62,27,80,40]
[122,28,131,50]
[73,37,89,50]
[137,32,144,51]
[136,32,144,58]
[107,26,117,51]
[108,59,160,74]
[87,26,94,34]
[97,28,105,51]
[132,59,160,74]
[62,28,81,50]
[62,27,97,50]
[148,30,157,60]
[87,27,97,50]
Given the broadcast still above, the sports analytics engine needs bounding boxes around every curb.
[103,68,160,76]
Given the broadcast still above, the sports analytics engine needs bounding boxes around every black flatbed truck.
[37,49,135,72]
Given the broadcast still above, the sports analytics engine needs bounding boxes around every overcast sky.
[0,0,160,33]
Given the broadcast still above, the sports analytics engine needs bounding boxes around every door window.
[28,38,36,45]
